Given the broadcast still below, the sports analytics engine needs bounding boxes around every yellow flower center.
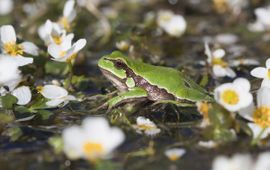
[59,17,71,32]
[60,51,67,57]
[253,106,270,128]
[168,154,180,161]
[52,35,62,45]
[213,0,229,13]
[83,142,104,160]
[3,42,23,56]
[138,124,155,131]
[36,86,43,93]
[212,58,228,67]
[197,102,210,119]
[221,89,239,105]
[66,53,77,63]
[268,69,270,79]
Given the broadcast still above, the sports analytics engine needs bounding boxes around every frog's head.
[98,51,130,91]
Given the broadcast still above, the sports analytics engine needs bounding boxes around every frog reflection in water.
[98,51,213,108]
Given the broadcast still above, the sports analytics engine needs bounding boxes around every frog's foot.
[108,87,148,109]
[152,100,195,107]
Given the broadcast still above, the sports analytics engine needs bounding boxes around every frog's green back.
[109,51,213,102]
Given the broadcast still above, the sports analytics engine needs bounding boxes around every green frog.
[98,51,213,108]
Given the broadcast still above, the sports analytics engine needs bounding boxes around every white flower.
[0,55,22,91]
[212,154,253,170]
[250,58,270,88]
[239,87,270,140]
[0,25,38,66]
[133,116,161,136]
[214,33,238,45]
[58,0,76,31]
[204,42,236,78]
[115,40,130,51]
[48,37,86,62]
[157,10,186,37]
[254,152,270,170]
[213,0,248,15]
[38,20,73,46]
[229,58,259,67]
[248,7,270,32]
[77,0,103,7]
[198,140,217,148]
[164,148,186,161]
[227,0,248,15]
[214,78,253,112]
[62,117,125,161]
[0,0,13,15]
[38,85,76,107]
[11,86,31,105]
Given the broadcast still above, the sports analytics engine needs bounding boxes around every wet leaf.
[37,110,54,120]
[1,94,17,109]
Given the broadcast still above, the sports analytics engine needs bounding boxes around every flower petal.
[12,86,31,105]
[253,152,270,170]
[73,39,87,53]
[266,58,270,68]
[261,79,270,88]
[62,126,85,160]
[225,67,236,78]
[63,0,75,18]
[61,33,74,50]
[40,85,68,99]
[248,123,269,139]
[213,65,227,77]
[12,55,33,66]
[250,67,267,79]
[238,102,255,121]
[213,49,225,58]
[21,42,39,56]
[0,0,13,15]
[0,25,16,43]
[234,78,251,91]
[48,44,62,59]
[257,87,270,107]
[204,42,212,63]
[46,98,64,107]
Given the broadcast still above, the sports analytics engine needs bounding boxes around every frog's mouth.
[100,68,128,92]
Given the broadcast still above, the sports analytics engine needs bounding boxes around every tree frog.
[98,51,213,108]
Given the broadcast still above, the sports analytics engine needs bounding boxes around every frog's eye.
[115,60,124,69]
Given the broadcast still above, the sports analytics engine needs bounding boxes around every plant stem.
[65,61,74,91]
[251,128,266,146]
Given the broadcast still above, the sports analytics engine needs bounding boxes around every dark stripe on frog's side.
[109,59,175,101]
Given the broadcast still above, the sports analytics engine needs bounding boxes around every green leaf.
[1,94,17,109]
[208,103,233,129]
[96,160,122,170]
[37,110,54,120]
[6,127,23,142]
[45,61,68,76]
[48,136,63,154]
[0,113,14,125]
[30,95,49,110]
[71,75,91,90]
[14,106,31,113]
[213,128,237,143]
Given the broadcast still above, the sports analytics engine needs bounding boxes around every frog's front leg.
[108,87,148,109]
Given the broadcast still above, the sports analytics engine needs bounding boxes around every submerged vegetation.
[1,0,270,169]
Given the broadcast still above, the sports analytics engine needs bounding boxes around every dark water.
[1,0,270,169]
